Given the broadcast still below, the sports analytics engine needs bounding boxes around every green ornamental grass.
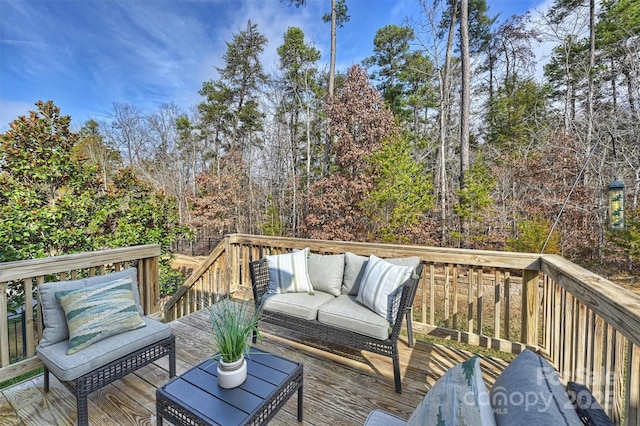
[207,298,262,363]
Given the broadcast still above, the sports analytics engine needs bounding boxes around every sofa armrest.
[388,264,423,340]
[567,381,614,426]
[249,259,270,307]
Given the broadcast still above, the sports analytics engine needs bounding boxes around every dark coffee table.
[156,347,303,425]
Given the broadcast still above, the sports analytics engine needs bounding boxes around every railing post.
[626,344,640,425]
[0,281,8,368]
[521,269,539,346]
[138,254,160,315]
[224,236,232,295]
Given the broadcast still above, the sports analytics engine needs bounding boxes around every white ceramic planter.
[217,357,247,389]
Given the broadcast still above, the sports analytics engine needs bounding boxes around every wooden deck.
[0,310,509,425]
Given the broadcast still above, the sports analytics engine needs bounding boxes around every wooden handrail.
[0,245,161,282]
[162,241,229,321]
[541,254,640,348]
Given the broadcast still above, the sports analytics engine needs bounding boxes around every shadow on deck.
[0,309,508,425]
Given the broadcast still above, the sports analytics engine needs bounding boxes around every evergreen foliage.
[0,101,190,297]
[364,135,434,243]
[507,218,561,255]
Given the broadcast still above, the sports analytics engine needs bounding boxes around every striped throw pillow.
[56,277,146,354]
[266,248,314,294]
[356,255,413,320]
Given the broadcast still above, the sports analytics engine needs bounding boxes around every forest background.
[2,0,640,308]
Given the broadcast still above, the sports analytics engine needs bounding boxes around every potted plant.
[206,297,262,388]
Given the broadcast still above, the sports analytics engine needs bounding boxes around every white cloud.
[2,0,555,126]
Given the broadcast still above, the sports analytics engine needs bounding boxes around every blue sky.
[0,0,549,130]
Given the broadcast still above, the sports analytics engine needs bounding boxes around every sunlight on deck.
[0,309,508,425]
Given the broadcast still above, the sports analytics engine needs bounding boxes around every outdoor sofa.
[250,249,424,393]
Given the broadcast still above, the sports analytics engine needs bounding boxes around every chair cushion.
[37,268,143,347]
[307,252,344,296]
[266,248,314,294]
[56,279,146,354]
[407,356,495,426]
[318,295,391,340]
[38,278,88,347]
[37,316,171,381]
[490,349,582,426]
[342,252,368,295]
[356,255,413,320]
[364,409,407,426]
[262,291,334,321]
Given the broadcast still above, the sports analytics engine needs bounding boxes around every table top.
[157,347,302,425]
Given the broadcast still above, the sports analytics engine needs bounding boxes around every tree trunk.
[323,0,337,179]
[438,0,458,246]
[459,0,471,247]
[329,0,336,97]
[586,0,595,153]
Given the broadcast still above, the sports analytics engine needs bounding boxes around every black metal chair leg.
[406,308,414,348]
[43,366,50,393]
[392,348,402,393]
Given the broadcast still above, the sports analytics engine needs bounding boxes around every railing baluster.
[0,281,8,368]
[36,276,44,344]
[590,315,604,401]
[443,264,451,329]
[467,267,474,334]
[429,264,435,325]
[452,265,459,330]
[23,278,34,359]
[476,268,483,336]
[626,344,640,425]
[503,271,510,340]
[542,275,550,350]
[494,269,501,339]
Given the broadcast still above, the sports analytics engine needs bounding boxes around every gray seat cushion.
[262,291,335,321]
[36,316,171,381]
[318,295,391,340]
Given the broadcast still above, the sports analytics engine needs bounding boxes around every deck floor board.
[0,309,508,425]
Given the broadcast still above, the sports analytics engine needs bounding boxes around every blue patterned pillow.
[407,356,496,426]
[55,278,146,354]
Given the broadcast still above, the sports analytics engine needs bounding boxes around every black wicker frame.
[43,334,176,426]
[249,258,423,393]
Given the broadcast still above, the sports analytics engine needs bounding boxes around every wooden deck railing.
[163,234,640,424]
[0,245,161,384]
[1,237,637,423]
